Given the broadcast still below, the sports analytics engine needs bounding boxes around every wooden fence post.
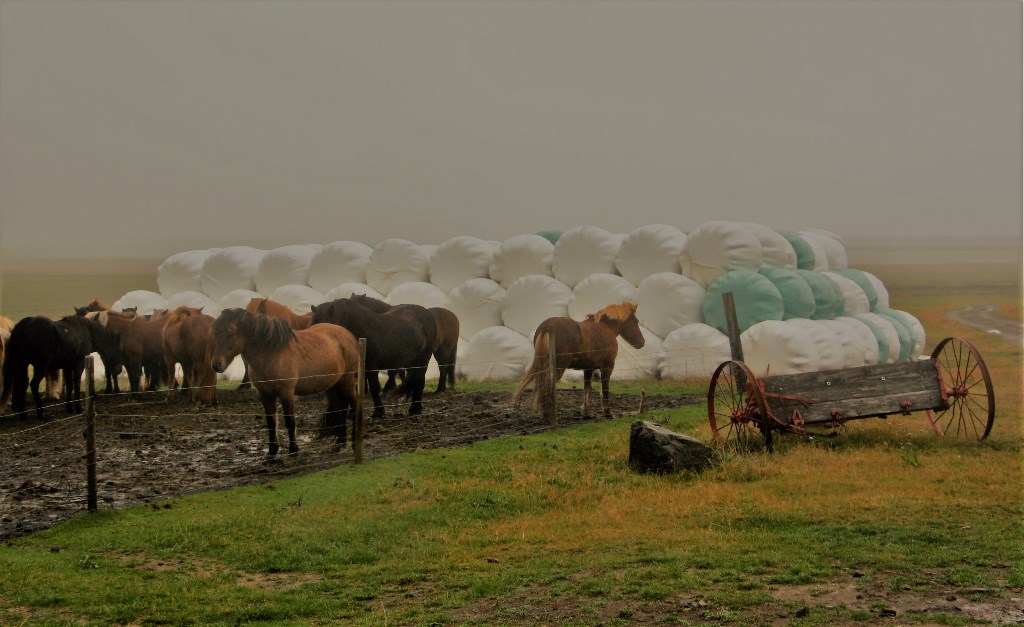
[84,356,98,512]
[354,338,366,464]
[722,292,747,391]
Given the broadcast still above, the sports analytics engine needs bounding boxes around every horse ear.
[310,304,317,314]
[74,306,86,316]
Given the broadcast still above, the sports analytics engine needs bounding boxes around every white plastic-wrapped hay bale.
[217,356,247,382]
[267,285,325,314]
[112,290,168,315]
[322,283,386,302]
[612,326,662,380]
[834,316,881,366]
[385,282,449,309]
[614,224,687,285]
[219,289,264,312]
[800,229,848,270]
[702,271,785,335]
[429,236,498,294]
[501,275,572,337]
[200,246,265,301]
[166,291,220,315]
[455,337,469,381]
[552,225,621,288]
[365,238,430,296]
[568,273,638,320]
[857,313,902,364]
[786,318,845,371]
[829,269,880,311]
[635,272,706,339]
[679,221,763,288]
[488,234,554,288]
[659,323,732,379]
[862,271,890,310]
[819,319,872,368]
[307,241,373,292]
[741,223,797,269]
[158,249,213,297]
[419,245,439,263]
[447,278,506,340]
[254,245,321,295]
[462,326,534,381]
[741,319,820,377]
[823,272,870,316]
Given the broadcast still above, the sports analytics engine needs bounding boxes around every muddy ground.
[0,386,693,539]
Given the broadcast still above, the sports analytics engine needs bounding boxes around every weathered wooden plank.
[759,359,944,425]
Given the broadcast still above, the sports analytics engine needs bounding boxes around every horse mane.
[221,309,295,352]
[350,294,392,313]
[592,302,638,323]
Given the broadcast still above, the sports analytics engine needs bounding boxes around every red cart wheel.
[708,360,773,451]
[929,337,995,441]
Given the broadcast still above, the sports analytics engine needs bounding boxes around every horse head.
[210,309,248,373]
[594,302,645,350]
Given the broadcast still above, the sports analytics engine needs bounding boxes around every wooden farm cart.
[707,337,995,451]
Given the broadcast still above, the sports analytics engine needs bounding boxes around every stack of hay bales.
[124,221,921,382]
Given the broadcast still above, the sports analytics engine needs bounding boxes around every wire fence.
[0,345,716,539]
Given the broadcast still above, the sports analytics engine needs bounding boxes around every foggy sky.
[1,0,1020,262]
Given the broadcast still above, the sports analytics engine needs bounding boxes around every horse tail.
[511,328,553,414]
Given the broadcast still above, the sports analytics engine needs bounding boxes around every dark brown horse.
[512,302,644,418]
[1,315,117,418]
[162,306,217,405]
[210,309,360,456]
[349,294,460,393]
[75,303,124,394]
[88,310,170,395]
[311,298,435,419]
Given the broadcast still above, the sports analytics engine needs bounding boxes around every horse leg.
[72,364,84,413]
[367,371,385,419]
[29,368,47,418]
[600,367,613,417]
[259,392,280,457]
[164,355,178,401]
[408,365,425,416]
[323,385,350,451]
[382,370,399,395]
[280,395,299,455]
[433,354,446,394]
[581,369,593,418]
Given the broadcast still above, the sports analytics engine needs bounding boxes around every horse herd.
[0,296,645,458]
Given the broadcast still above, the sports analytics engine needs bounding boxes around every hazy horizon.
[1,1,1020,265]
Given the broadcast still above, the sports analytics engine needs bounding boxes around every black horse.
[1,315,117,418]
[310,298,436,419]
[349,294,460,394]
[74,305,125,394]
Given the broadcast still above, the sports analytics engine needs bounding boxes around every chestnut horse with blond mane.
[512,302,644,418]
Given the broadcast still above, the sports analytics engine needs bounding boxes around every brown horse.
[162,306,217,405]
[349,294,460,393]
[88,310,171,395]
[246,297,313,330]
[210,309,361,456]
[512,302,645,418]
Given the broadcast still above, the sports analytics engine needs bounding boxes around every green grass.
[0,286,1021,625]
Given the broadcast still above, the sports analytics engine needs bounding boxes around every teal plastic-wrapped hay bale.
[758,268,815,320]
[778,230,826,271]
[871,308,917,361]
[796,269,844,320]
[702,270,785,335]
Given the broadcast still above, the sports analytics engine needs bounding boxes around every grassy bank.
[0,286,1020,625]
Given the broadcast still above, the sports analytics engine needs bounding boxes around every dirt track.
[0,386,694,539]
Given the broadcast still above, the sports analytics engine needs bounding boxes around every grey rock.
[628,420,718,474]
